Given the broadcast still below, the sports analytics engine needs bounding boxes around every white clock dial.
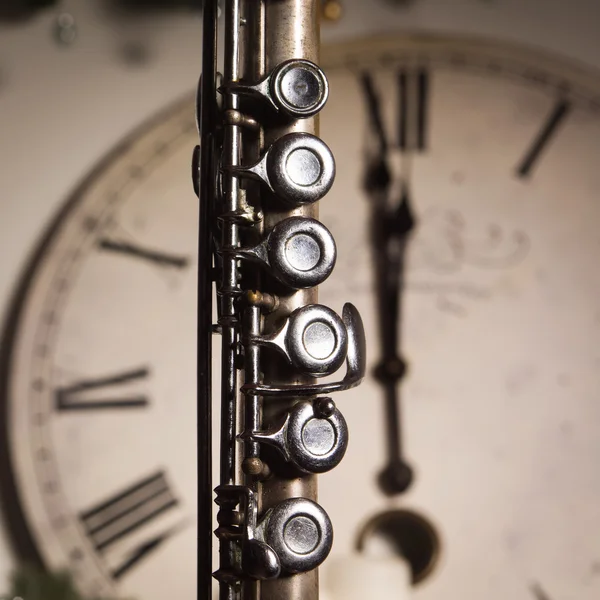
[2,35,600,600]
[1,99,200,599]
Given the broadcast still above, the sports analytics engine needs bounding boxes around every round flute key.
[268,217,336,289]
[270,59,329,118]
[287,399,348,473]
[266,133,335,206]
[286,305,348,376]
[263,498,333,574]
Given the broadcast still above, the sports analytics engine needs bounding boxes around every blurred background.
[1,1,600,599]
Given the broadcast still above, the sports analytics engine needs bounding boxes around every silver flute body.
[196,2,366,599]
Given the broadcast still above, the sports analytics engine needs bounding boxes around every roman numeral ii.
[55,367,149,411]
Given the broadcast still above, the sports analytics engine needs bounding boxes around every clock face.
[2,35,600,600]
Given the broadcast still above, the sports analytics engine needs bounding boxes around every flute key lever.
[216,485,334,579]
[230,216,337,289]
[241,397,349,474]
[227,132,336,207]
[242,302,367,397]
[251,304,348,377]
[224,59,329,119]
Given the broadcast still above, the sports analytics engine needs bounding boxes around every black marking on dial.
[79,470,180,580]
[111,520,188,580]
[98,238,190,269]
[398,68,429,152]
[55,367,150,411]
[360,72,389,155]
[517,99,571,177]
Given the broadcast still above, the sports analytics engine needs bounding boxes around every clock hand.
[361,71,416,496]
[371,181,416,496]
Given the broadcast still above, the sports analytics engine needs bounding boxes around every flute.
[195,2,366,598]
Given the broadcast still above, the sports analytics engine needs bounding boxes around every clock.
[2,34,600,600]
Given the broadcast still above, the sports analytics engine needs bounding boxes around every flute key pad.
[258,498,333,574]
[268,216,336,288]
[254,304,348,377]
[244,398,349,474]
[228,133,335,207]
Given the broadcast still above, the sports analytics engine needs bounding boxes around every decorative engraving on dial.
[79,470,184,580]
[55,367,150,411]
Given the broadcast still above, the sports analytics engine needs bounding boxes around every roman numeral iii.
[79,470,184,579]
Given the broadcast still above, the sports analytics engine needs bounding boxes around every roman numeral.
[359,68,430,154]
[398,68,429,152]
[98,239,189,269]
[55,367,149,411]
[360,72,389,155]
[517,99,571,177]
[79,471,183,580]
